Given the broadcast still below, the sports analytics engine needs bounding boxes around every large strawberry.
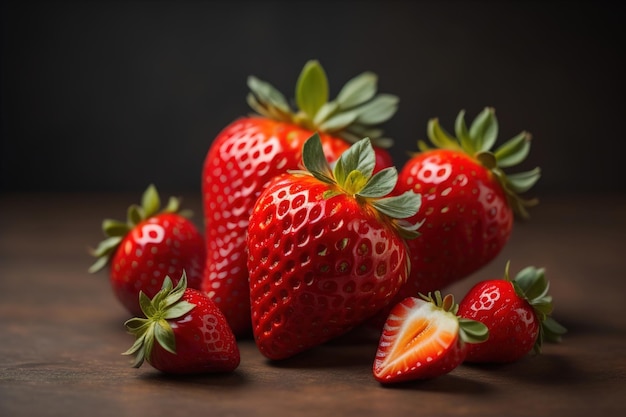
[246,134,421,360]
[373,291,488,384]
[382,107,541,314]
[458,262,566,363]
[123,272,240,374]
[89,184,205,317]
[202,60,399,336]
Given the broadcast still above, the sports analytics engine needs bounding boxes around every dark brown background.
[1,0,624,195]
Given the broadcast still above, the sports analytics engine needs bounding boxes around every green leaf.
[102,219,129,237]
[90,235,122,258]
[336,71,377,109]
[342,170,369,196]
[318,110,359,132]
[163,196,181,213]
[163,273,188,307]
[358,167,397,198]
[458,318,489,344]
[154,319,176,354]
[164,301,195,319]
[469,107,498,152]
[296,60,329,119]
[141,184,160,218]
[542,316,567,342]
[127,204,144,227]
[247,75,291,114]
[313,101,339,125]
[87,255,110,274]
[370,191,421,220]
[139,292,156,317]
[334,137,376,184]
[454,110,473,152]
[354,94,399,125]
[506,168,541,193]
[494,131,531,168]
[302,133,335,184]
[427,118,460,150]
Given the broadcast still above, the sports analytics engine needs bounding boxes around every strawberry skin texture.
[111,213,205,317]
[373,296,467,383]
[146,288,240,374]
[247,173,410,360]
[202,117,356,336]
[458,280,539,363]
[394,149,513,297]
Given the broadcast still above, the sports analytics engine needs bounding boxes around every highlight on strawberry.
[246,133,422,360]
[458,261,567,363]
[373,291,488,384]
[201,60,399,337]
[122,271,240,374]
[373,107,541,327]
[89,184,205,317]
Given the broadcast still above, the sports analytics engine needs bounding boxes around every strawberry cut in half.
[123,271,240,374]
[373,292,488,384]
[202,60,398,336]
[89,184,205,317]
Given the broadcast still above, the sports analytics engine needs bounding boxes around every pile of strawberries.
[90,60,566,384]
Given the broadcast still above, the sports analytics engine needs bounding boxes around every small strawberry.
[89,184,205,317]
[247,134,421,360]
[373,292,488,384]
[458,262,567,363]
[202,60,399,336]
[381,107,541,316]
[122,272,240,374]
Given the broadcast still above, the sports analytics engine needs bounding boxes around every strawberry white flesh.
[373,297,464,383]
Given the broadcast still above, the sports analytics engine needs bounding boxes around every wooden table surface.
[1,192,625,416]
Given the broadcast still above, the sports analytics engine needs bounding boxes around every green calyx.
[88,184,191,274]
[299,133,422,239]
[122,272,195,368]
[504,261,568,354]
[247,59,398,148]
[420,291,489,345]
[418,107,541,219]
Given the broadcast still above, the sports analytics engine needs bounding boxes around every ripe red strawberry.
[202,60,399,336]
[373,292,488,384]
[122,272,240,374]
[246,134,421,360]
[382,107,541,314]
[89,184,205,317]
[458,262,566,363]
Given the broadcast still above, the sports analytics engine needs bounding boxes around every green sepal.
[420,291,489,344]
[122,271,196,368]
[296,60,329,120]
[246,60,398,148]
[420,107,540,219]
[300,134,422,238]
[503,261,567,353]
[88,184,189,274]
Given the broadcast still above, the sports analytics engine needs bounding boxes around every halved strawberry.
[373,292,488,384]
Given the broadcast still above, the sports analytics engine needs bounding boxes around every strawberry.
[373,291,488,384]
[122,272,240,374]
[379,107,541,317]
[202,60,399,336]
[89,184,205,317]
[458,262,567,363]
[246,134,421,360]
